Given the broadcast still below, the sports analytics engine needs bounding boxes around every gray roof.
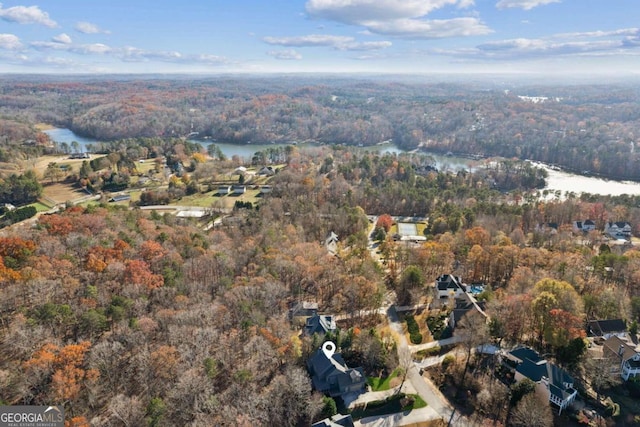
[304,314,337,336]
[436,274,465,292]
[587,319,626,337]
[312,414,354,427]
[307,342,366,398]
[509,347,542,364]
[511,347,574,400]
[603,336,639,362]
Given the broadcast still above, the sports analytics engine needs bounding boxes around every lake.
[43,128,640,197]
[44,127,474,171]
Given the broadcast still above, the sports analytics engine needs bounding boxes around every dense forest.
[2,76,640,180]
[1,145,640,425]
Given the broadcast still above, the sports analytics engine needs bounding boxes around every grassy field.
[171,189,261,210]
[42,182,91,204]
[29,202,53,212]
[367,368,401,392]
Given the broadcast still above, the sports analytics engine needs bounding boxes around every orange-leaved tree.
[23,341,99,404]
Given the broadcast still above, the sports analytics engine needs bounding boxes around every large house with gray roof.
[434,274,466,301]
[505,347,577,413]
[307,341,366,399]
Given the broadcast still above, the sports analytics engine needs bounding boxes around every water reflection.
[43,128,640,197]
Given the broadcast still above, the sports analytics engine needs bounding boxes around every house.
[449,297,487,330]
[217,185,231,196]
[602,336,640,381]
[231,185,246,195]
[307,341,366,399]
[312,414,354,427]
[233,166,247,175]
[109,194,131,203]
[326,231,338,255]
[257,166,275,176]
[604,221,632,239]
[573,219,596,233]
[535,223,559,234]
[506,347,577,413]
[290,301,319,326]
[258,185,272,196]
[434,274,466,300]
[304,314,337,336]
[587,319,627,340]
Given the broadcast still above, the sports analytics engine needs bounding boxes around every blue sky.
[0,0,638,76]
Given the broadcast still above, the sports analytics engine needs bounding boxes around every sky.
[0,0,639,76]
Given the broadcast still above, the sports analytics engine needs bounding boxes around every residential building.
[535,223,559,235]
[290,301,319,327]
[449,297,487,330]
[326,231,338,255]
[312,414,354,427]
[307,341,366,399]
[304,314,337,336]
[587,319,627,340]
[604,221,632,239]
[434,274,466,300]
[506,347,577,413]
[573,219,596,233]
[217,185,231,196]
[257,166,275,176]
[602,336,640,381]
[232,185,246,195]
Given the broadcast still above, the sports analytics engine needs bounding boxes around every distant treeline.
[2,77,640,179]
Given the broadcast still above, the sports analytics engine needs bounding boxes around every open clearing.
[42,182,91,205]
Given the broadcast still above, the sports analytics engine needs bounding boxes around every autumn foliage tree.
[23,341,99,405]
[124,260,164,291]
[376,214,393,232]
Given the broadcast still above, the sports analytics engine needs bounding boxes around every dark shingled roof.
[587,319,626,337]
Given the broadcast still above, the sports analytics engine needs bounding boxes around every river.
[43,128,640,197]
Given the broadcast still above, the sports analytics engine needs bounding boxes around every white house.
[604,221,632,239]
[573,219,596,233]
[603,336,640,381]
[434,274,466,300]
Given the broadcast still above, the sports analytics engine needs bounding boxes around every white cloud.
[75,21,110,34]
[264,34,352,47]
[267,49,303,60]
[434,27,640,60]
[554,28,639,39]
[305,0,484,39]
[52,33,72,44]
[496,0,560,10]
[263,34,391,50]
[118,46,227,65]
[31,40,112,54]
[0,33,22,50]
[306,0,471,23]
[0,4,57,27]
[363,17,491,38]
[73,43,112,54]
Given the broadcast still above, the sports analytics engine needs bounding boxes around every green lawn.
[350,393,427,420]
[367,368,401,392]
[171,189,260,209]
[29,202,53,212]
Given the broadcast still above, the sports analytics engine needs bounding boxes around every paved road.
[410,336,462,353]
[387,306,471,427]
